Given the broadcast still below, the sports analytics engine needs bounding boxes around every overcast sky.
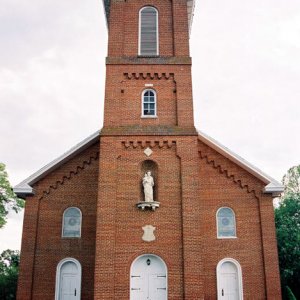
[0,0,299,251]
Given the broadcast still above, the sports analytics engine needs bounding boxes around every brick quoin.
[16,0,282,299]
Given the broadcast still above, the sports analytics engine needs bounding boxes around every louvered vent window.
[139,7,158,56]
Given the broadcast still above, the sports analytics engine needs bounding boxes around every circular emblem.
[222,217,230,226]
[68,217,77,226]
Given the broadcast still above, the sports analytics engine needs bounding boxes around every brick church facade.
[15,1,283,299]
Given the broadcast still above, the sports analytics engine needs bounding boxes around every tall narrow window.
[62,207,82,238]
[139,7,158,56]
[217,207,236,238]
[142,89,157,117]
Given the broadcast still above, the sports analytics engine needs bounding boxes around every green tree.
[275,169,300,299]
[0,163,24,228]
[282,165,300,195]
[0,249,20,300]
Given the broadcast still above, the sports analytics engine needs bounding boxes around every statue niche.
[136,160,160,211]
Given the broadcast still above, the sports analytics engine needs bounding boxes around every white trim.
[216,207,237,239]
[138,6,159,56]
[55,258,82,300]
[217,258,243,300]
[186,0,195,35]
[130,254,168,300]
[141,89,157,118]
[61,207,82,238]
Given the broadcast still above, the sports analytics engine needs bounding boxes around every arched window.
[62,207,82,238]
[216,207,236,238]
[55,258,81,300]
[130,254,167,300]
[142,89,157,117]
[139,6,159,56]
[217,258,243,299]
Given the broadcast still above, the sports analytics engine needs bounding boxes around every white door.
[219,262,239,300]
[130,255,167,300]
[59,261,80,300]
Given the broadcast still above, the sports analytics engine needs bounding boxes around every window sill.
[138,55,159,58]
[217,236,237,239]
[141,115,158,119]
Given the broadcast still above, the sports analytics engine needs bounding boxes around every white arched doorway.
[55,258,81,300]
[130,254,167,300]
[217,258,243,300]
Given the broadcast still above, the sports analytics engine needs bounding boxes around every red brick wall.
[17,143,99,300]
[103,65,194,128]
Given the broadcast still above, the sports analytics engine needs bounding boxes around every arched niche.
[140,159,158,202]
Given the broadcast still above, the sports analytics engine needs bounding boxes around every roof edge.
[14,130,100,198]
[197,129,284,196]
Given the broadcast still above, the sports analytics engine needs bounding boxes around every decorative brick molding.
[198,150,259,198]
[39,152,99,199]
[124,72,175,81]
[122,140,176,149]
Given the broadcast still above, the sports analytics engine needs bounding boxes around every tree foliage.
[282,165,300,195]
[0,250,20,300]
[275,166,300,299]
[0,163,24,228]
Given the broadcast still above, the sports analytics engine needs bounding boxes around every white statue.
[143,171,154,202]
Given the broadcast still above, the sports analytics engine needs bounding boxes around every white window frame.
[62,207,82,238]
[216,207,237,239]
[216,258,243,300]
[141,89,157,118]
[138,6,159,56]
[55,258,82,300]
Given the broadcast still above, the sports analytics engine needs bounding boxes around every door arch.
[55,258,81,300]
[130,254,167,300]
[217,258,243,300]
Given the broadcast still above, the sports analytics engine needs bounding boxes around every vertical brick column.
[107,0,125,57]
[175,65,195,128]
[94,136,119,299]
[177,136,204,299]
[259,194,282,299]
[172,0,190,57]
[17,197,39,300]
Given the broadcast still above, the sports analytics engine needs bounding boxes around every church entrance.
[130,254,167,300]
[55,258,81,300]
[217,259,243,300]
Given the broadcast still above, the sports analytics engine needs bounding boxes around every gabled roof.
[101,0,196,35]
[13,131,100,198]
[14,129,283,199]
[197,130,283,196]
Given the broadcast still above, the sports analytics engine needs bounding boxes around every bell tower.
[101,0,196,133]
[95,0,202,299]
